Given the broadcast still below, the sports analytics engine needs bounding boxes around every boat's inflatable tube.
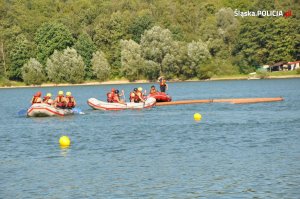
[27,103,74,117]
[147,92,172,102]
[87,97,156,111]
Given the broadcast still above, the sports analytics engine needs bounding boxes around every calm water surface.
[0,79,300,198]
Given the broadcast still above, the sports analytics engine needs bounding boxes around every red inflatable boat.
[147,92,172,102]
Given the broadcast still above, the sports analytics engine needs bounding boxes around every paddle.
[121,90,127,105]
[122,90,125,102]
[18,108,28,116]
[72,107,85,115]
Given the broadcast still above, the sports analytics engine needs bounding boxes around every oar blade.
[72,108,85,115]
[18,109,27,116]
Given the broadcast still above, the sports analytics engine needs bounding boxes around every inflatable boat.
[147,92,172,102]
[87,97,156,111]
[27,103,74,117]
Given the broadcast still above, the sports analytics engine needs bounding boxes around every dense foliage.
[91,51,111,81]
[0,0,299,84]
[46,48,85,84]
[22,58,45,85]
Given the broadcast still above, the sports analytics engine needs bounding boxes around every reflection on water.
[0,79,300,198]
[60,147,70,157]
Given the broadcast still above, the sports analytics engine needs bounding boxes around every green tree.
[144,60,160,81]
[141,26,175,76]
[216,8,239,55]
[35,22,74,65]
[187,40,211,78]
[46,47,85,84]
[128,15,153,43]
[93,11,129,76]
[91,51,110,81]
[0,42,5,77]
[234,16,299,71]
[22,58,45,85]
[120,39,144,81]
[161,41,189,79]
[267,17,297,63]
[74,33,97,79]
[9,34,33,80]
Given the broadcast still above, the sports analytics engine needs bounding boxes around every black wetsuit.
[160,79,167,92]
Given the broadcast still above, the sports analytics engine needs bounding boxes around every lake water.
[0,79,299,198]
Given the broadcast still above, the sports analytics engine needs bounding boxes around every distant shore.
[1,75,300,89]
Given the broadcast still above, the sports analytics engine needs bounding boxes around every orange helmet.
[35,91,42,97]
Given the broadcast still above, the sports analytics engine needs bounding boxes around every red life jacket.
[56,96,66,108]
[112,94,120,103]
[43,96,49,101]
[43,96,52,105]
[107,92,115,102]
[135,91,142,102]
[66,96,75,108]
[129,92,136,101]
[31,96,41,104]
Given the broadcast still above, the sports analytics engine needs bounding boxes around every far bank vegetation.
[0,1,299,85]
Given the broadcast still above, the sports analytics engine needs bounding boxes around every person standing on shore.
[158,76,168,92]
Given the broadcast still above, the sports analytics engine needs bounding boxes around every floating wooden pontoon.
[155,97,284,106]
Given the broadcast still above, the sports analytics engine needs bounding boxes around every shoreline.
[1,75,300,89]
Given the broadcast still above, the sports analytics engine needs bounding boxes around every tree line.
[0,0,299,85]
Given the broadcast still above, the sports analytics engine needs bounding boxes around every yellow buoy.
[59,136,71,147]
[194,113,202,121]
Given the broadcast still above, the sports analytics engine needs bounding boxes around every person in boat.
[54,91,67,108]
[31,91,42,104]
[112,89,125,104]
[149,85,157,94]
[43,93,54,105]
[136,87,145,103]
[65,91,76,109]
[158,76,168,92]
[129,88,138,102]
[107,88,116,103]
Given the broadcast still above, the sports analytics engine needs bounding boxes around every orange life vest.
[43,96,52,105]
[129,92,136,101]
[31,96,41,104]
[112,94,120,103]
[107,92,115,102]
[135,91,143,102]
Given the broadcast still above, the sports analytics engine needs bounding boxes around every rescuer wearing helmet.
[112,89,125,104]
[54,91,67,108]
[107,88,116,102]
[43,93,54,105]
[31,91,42,104]
[136,87,145,103]
[129,88,138,102]
[65,91,76,109]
